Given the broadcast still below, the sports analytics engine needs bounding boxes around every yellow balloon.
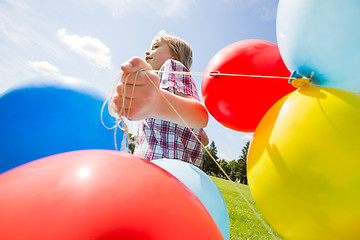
[248,85,360,240]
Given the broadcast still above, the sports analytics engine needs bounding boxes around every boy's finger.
[120,71,147,85]
[121,57,152,73]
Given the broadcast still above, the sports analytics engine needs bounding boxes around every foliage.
[202,141,220,176]
[128,133,135,154]
[203,140,250,184]
[238,141,250,184]
[227,160,240,182]
[129,134,250,184]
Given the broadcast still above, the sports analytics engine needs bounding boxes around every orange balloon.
[0,150,223,240]
[202,39,295,132]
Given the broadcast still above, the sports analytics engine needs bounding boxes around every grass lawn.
[210,176,284,240]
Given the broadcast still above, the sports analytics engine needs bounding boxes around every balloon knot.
[289,71,310,88]
[209,71,220,78]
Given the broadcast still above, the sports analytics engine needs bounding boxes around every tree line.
[202,140,250,185]
[128,133,250,184]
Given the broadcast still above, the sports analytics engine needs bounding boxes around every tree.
[128,133,136,154]
[218,159,229,179]
[202,141,219,176]
[228,160,240,182]
[238,141,250,184]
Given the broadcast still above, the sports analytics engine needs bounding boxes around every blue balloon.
[152,159,230,240]
[0,77,123,173]
[277,0,360,92]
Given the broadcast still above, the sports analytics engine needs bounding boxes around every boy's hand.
[112,57,161,120]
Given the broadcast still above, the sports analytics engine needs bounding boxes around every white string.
[154,69,306,80]
[104,68,280,239]
[154,70,205,76]
[141,70,278,239]
[101,72,138,152]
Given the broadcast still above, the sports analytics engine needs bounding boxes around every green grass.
[210,176,284,240]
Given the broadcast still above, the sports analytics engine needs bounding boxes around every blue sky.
[0,0,280,161]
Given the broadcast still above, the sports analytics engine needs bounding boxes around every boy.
[113,31,208,168]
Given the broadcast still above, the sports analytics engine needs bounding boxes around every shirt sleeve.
[159,59,200,100]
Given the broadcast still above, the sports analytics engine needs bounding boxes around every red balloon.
[202,39,295,132]
[0,150,223,240]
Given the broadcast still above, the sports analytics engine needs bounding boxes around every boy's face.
[145,40,174,70]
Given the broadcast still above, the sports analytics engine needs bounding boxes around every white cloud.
[0,1,64,55]
[57,28,112,69]
[258,5,277,21]
[151,0,191,18]
[223,0,277,21]
[27,60,85,86]
[28,61,60,76]
[241,133,253,142]
[217,150,229,161]
[75,0,191,18]
[250,0,278,21]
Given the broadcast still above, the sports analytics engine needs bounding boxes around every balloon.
[152,159,230,240]
[0,77,123,173]
[0,150,224,240]
[201,39,295,132]
[277,0,360,92]
[247,84,360,239]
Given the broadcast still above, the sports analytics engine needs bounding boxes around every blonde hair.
[152,30,193,70]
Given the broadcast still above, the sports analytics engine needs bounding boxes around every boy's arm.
[200,130,209,146]
[113,57,208,129]
[153,89,208,129]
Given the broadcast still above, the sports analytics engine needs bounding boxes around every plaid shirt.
[133,59,204,169]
